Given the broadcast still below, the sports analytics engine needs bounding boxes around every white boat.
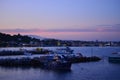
[39,54,72,70]
[55,47,82,57]
[108,52,120,63]
[55,47,74,54]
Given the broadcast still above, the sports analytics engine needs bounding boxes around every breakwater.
[0,49,50,56]
[0,56,101,67]
[0,48,101,69]
[65,56,101,63]
[0,57,42,67]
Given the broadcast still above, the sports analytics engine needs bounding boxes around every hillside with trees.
[0,32,40,47]
[0,32,120,47]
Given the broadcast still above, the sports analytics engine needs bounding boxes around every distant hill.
[27,35,55,40]
[27,35,46,40]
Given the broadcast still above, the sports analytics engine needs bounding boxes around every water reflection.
[0,66,72,80]
[0,60,120,80]
[0,47,120,80]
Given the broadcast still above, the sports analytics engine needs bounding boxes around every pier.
[0,48,101,69]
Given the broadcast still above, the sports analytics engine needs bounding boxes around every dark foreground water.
[0,47,120,80]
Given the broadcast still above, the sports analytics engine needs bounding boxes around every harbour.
[0,47,120,80]
[0,0,120,80]
[0,47,100,70]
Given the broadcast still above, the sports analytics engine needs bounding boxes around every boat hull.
[108,57,120,63]
[42,61,72,70]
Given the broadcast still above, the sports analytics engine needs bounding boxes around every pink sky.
[0,28,119,41]
[0,0,120,41]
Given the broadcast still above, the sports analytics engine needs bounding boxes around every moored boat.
[39,54,72,70]
[108,52,120,63]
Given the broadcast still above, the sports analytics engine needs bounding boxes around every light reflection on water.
[0,60,120,80]
[0,47,120,80]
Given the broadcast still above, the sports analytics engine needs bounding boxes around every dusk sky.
[0,0,120,41]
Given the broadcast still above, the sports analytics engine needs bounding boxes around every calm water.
[0,47,120,80]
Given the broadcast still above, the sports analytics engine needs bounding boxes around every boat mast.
[91,47,93,57]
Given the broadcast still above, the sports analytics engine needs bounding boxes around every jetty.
[0,47,101,70]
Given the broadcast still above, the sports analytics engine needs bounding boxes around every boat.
[24,51,32,56]
[108,52,120,63]
[56,47,74,54]
[39,54,72,70]
[55,47,83,59]
[19,48,32,56]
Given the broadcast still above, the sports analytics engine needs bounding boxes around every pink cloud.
[0,24,119,41]
[0,24,120,33]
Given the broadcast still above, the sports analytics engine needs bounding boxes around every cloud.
[0,28,99,33]
[0,24,120,33]
[97,24,120,27]
[0,29,43,33]
[96,24,120,32]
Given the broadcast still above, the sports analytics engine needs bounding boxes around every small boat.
[20,48,32,56]
[24,51,32,56]
[55,47,83,59]
[56,47,74,54]
[39,54,72,70]
[108,52,120,63]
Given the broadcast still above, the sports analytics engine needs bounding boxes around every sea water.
[0,47,120,80]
